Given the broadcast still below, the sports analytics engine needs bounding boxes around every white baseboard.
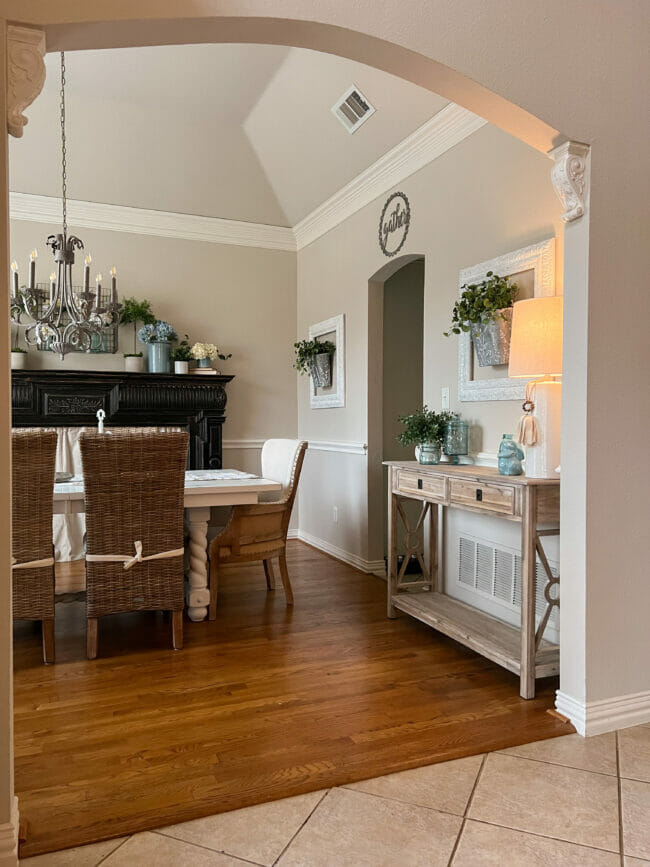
[288,530,385,575]
[0,797,19,867]
[556,688,650,736]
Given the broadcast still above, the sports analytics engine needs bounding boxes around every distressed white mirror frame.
[308,314,345,408]
[458,238,556,401]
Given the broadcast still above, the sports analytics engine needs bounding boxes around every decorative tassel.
[515,380,539,446]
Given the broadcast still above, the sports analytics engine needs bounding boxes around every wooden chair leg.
[87,617,98,660]
[42,619,55,664]
[172,610,183,650]
[208,559,219,621]
[278,552,294,606]
[263,559,276,591]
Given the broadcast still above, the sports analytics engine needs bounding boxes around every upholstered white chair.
[208,439,307,619]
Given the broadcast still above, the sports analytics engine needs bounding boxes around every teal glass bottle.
[497,434,524,476]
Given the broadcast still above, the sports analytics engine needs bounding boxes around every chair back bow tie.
[86,540,184,571]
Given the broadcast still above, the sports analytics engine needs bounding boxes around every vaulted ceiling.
[9,44,449,227]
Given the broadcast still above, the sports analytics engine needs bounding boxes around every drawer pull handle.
[417,478,423,490]
[476,488,483,502]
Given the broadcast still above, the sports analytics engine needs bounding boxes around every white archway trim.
[549,141,590,223]
[7,25,45,138]
[294,104,486,249]
[0,796,18,867]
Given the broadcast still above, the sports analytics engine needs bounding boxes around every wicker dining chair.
[80,430,189,659]
[208,439,307,620]
[12,430,58,663]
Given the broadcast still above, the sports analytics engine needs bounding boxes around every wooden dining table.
[53,469,282,622]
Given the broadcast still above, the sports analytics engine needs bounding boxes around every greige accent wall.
[297,124,563,561]
[9,220,297,441]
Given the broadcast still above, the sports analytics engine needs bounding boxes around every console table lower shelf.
[385,461,561,699]
[392,591,559,680]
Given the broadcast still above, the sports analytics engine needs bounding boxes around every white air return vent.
[457,533,559,636]
[331,85,376,133]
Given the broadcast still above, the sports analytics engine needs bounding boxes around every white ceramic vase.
[10,351,27,370]
[124,355,144,373]
[174,361,189,374]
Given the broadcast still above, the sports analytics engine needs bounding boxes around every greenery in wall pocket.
[444,271,519,367]
[294,337,336,388]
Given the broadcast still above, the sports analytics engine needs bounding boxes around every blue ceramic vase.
[497,434,524,475]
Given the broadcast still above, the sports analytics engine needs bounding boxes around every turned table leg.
[184,506,211,622]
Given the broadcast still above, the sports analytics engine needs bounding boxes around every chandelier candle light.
[9,53,121,360]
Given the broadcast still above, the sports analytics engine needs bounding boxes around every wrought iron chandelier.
[10,53,121,360]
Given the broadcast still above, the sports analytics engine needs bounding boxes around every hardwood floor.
[14,542,570,858]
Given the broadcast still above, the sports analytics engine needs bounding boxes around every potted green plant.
[397,406,457,464]
[120,297,156,372]
[443,271,519,366]
[293,338,336,388]
[171,335,193,374]
[138,320,178,373]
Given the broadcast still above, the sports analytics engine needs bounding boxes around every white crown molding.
[556,688,650,737]
[9,103,484,253]
[8,192,297,252]
[0,797,19,867]
[7,25,46,139]
[293,104,486,250]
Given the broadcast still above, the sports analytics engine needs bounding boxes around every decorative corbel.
[549,141,590,222]
[7,25,46,138]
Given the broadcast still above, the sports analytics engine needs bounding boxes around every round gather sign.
[378,191,411,257]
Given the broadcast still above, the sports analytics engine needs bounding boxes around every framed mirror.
[458,238,556,401]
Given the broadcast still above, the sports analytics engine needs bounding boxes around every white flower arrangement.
[191,342,232,362]
[191,342,218,361]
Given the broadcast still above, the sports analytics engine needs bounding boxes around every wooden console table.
[385,461,560,699]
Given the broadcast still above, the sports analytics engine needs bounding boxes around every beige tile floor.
[21,723,650,866]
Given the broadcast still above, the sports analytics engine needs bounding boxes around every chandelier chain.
[59,51,67,236]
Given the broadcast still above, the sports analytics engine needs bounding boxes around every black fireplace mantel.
[11,369,234,470]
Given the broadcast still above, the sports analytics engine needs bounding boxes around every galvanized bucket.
[470,308,512,367]
[310,352,332,388]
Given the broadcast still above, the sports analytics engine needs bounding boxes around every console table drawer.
[396,470,446,501]
[449,479,515,515]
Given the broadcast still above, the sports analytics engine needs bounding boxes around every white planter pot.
[124,355,144,373]
[174,361,189,374]
[10,352,27,370]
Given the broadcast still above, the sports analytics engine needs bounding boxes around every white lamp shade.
[508,296,563,378]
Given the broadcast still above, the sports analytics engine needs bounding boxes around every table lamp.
[508,296,563,479]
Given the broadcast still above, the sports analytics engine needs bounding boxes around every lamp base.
[524,381,562,479]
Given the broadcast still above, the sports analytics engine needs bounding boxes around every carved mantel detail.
[549,141,590,222]
[7,25,46,138]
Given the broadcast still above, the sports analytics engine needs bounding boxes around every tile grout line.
[447,753,488,865]
[616,731,625,867]
[272,788,332,866]
[153,830,265,866]
[463,816,625,858]
[338,783,472,820]
[95,835,131,865]
[497,749,618,778]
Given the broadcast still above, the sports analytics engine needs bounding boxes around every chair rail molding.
[7,25,46,138]
[549,141,590,222]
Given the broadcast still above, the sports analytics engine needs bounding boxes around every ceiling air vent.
[331,85,375,133]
